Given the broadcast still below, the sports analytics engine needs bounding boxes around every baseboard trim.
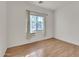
[7,37,53,49]
[54,37,79,47]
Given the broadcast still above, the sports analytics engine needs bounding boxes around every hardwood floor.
[4,38,79,57]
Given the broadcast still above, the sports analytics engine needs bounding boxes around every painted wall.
[55,2,79,45]
[7,2,54,47]
[0,2,7,56]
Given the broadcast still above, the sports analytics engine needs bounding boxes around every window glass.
[30,15,44,33]
[30,15,36,33]
[37,16,44,31]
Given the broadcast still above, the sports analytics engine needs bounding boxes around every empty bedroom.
[0,1,79,57]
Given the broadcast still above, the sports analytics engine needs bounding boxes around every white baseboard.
[54,37,79,46]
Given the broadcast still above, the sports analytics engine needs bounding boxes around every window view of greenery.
[30,15,44,33]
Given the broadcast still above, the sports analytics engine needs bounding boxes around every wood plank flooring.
[4,38,79,57]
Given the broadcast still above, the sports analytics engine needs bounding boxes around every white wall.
[55,2,79,45]
[0,2,7,56]
[7,2,54,48]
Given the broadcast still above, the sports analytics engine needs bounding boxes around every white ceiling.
[28,1,75,11]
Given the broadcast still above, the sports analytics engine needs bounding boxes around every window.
[30,15,44,33]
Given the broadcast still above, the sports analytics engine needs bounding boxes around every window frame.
[30,14,45,34]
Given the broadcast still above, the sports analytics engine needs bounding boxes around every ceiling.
[28,1,76,11]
